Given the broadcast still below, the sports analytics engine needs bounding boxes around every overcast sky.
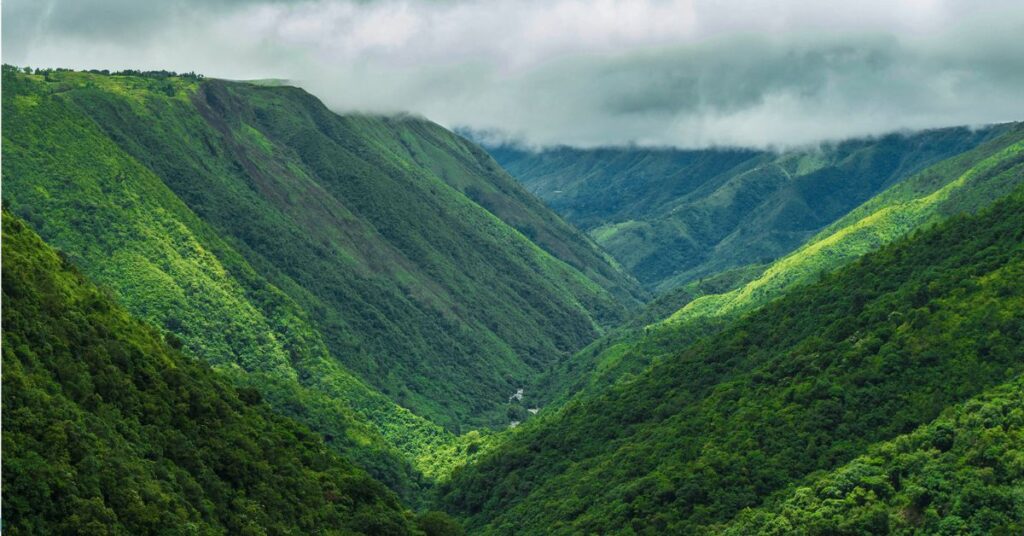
[4,0,1024,148]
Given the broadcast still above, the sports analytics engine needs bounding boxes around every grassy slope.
[488,127,1007,291]
[218,81,638,418]
[440,187,1024,534]
[1,212,425,535]
[0,67,477,500]
[12,68,641,432]
[721,375,1024,535]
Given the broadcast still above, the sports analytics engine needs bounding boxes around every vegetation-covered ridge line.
[667,124,1024,325]
[483,123,1010,292]
[187,77,635,426]
[1,64,646,494]
[2,66,528,500]
[165,70,634,422]
[532,122,1024,423]
[2,64,446,496]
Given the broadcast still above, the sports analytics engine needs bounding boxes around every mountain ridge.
[0,67,642,504]
[6,65,1024,535]
[527,123,1024,409]
[483,125,1010,291]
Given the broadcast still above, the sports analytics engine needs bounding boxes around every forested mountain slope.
[2,67,460,501]
[485,126,1007,291]
[441,186,1024,534]
[0,212,438,535]
[533,124,1024,407]
[336,115,641,305]
[1,66,639,445]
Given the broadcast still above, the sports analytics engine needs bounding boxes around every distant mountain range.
[480,125,1011,292]
[528,121,1024,414]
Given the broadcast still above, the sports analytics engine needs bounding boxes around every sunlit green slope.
[1,67,641,505]
[1,66,461,501]
[333,115,642,306]
[1,66,641,438]
[1,212,432,535]
[670,123,1024,324]
[441,186,1024,534]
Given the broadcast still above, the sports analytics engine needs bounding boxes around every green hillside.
[440,186,1024,534]
[526,263,764,408]
[1,212,436,535]
[1,62,640,466]
[670,123,1024,324]
[1,67,466,500]
[486,126,1007,292]
[722,375,1024,534]
[335,115,642,307]
[532,124,1024,408]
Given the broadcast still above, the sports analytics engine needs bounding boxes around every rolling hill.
[0,66,644,506]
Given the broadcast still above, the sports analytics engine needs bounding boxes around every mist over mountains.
[6,0,1024,149]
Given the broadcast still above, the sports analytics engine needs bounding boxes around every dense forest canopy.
[2,211,463,535]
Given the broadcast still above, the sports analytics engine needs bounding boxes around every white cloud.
[4,0,1023,148]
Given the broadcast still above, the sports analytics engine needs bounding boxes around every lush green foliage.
[485,126,1007,291]
[537,124,1024,409]
[721,376,1024,535]
[624,264,766,329]
[8,64,1023,535]
[527,264,762,407]
[441,188,1024,534]
[0,66,647,511]
[1,66,455,500]
[671,125,1024,324]
[1,212,430,535]
[2,66,641,438]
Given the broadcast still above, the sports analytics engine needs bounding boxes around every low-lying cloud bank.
[5,0,1024,148]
